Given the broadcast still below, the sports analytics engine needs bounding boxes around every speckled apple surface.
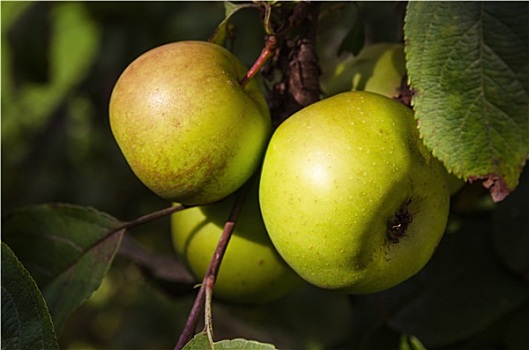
[259,91,450,294]
[109,41,271,205]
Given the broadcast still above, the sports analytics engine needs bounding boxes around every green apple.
[440,163,466,196]
[446,172,465,196]
[171,181,303,305]
[350,43,406,98]
[259,91,450,294]
[109,41,271,205]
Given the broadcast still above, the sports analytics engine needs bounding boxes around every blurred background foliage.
[2,2,528,350]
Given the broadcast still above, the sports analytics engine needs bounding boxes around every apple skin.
[171,181,303,305]
[109,41,271,205]
[443,166,466,196]
[259,91,450,294]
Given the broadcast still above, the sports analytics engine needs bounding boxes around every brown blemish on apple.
[385,198,413,244]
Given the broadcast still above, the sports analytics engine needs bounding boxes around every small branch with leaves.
[174,180,251,350]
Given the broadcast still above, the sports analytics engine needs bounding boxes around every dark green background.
[2,2,528,349]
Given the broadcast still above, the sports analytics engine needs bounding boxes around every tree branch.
[264,1,322,126]
[174,180,251,350]
[113,204,189,232]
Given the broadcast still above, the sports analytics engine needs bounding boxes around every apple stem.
[174,180,251,350]
[239,35,277,88]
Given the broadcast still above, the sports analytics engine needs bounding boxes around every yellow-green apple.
[171,181,303,304]
[259,91,450,294]
[109,41,271,205]
[442,166,466,196]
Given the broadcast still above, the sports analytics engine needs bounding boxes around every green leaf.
[399,335,427,350]
[0,1,32,31]
[317,2,359,97]
[350,43,406,98]
[183,333,276,350]
[379,217,529,348]
[49,2,100,89]
[209,2,256,46]
[460,303,529,350]
[1,243,59,350]
[2,203,124,332]
[183,333,213,350]
[338,15,365,56]
[404,2,529,201]
[215,338,276,350]
[354,2,404,45]
[334,2,366,56]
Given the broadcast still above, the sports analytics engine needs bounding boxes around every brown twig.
[239,35,277,88]
[76,204,191,265]
[113,204,189,232]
